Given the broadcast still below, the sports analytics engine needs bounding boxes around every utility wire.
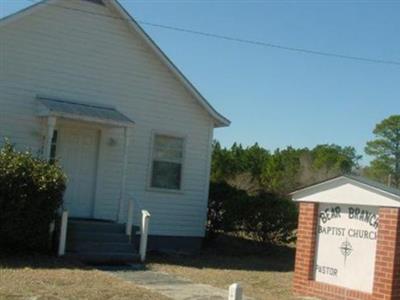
[138,21,400,66]
[20,0,400,66]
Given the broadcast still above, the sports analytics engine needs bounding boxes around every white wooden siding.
[0,0,215,237]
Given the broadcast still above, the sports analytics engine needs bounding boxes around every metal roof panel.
[38,96,135,126]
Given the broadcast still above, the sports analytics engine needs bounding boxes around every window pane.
[153,135,184,162]
[151,161,182,190]
[154,135,184,150]
[154,147,183,161]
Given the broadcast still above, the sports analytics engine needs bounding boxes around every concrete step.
[68,220,139,234]
[67,231,131,243]
[67,241,136,253]
[66,252,140,265]
[66,219,141,264]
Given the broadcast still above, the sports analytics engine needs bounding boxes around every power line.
[19,0,400,66]
[138,21,400,66]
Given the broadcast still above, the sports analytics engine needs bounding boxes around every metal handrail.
[125,195,145,236]
[125,195,151,262]
[140,210,151,262]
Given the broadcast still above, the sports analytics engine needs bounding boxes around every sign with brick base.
[291,175,400,300]
[315,204,378,293]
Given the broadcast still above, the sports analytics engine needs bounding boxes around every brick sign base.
[293,203,400,300]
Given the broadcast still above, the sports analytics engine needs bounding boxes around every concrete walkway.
[100,265,250,300]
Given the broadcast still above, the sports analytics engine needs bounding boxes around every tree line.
[211,115,400,195]
[206,115,399,244]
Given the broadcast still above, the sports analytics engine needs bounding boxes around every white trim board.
[291,176,400,208]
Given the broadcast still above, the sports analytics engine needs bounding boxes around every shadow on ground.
[0,233,295,273]
[147,233,295,273]
[0,254,91,270]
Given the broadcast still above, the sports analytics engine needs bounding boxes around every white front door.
[57,127,99,218]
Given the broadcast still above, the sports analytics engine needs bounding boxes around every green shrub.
[207,181,247,236]
[207,181,298,244]
[0,141,66,253]
[243,193,298,243]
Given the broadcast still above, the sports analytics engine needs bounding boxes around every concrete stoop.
[66,219,140,264]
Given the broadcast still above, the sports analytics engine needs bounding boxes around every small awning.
[37,96,135,127]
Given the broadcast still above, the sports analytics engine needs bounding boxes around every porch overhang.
[37,96,135,128]
[38,96,133,223]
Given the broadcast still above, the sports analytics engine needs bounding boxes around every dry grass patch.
[148,234,297,300]
[0,255,167,300]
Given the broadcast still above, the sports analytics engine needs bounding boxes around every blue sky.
[1,0,399,164]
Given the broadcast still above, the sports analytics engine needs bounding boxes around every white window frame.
[147,130,187,193]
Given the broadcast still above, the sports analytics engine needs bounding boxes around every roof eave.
[289,175,343,196]
[0,0,47,27]
[1,0,231,127]
[39,111,135,128]
[214,117,231,128]
[291,175,400,200]
[108,0,231,128]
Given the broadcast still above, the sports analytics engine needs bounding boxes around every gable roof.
[291,175,400,198]
[291,175,400,207]
[0,0,231,128]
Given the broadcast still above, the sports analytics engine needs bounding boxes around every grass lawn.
[148,233,298,300]
[0,255,167,300]
[0,234,298,300]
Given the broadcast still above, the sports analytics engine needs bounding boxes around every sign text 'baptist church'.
[314,203,379,293]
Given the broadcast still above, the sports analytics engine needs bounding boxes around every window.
[150,134,184,190]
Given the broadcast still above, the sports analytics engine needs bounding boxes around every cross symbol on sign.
[339,239,353,265]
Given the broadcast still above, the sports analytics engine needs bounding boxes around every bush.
[243,193,298,243]
[207,181,298,244]
[207,181,247,236]
[0,141,66,253]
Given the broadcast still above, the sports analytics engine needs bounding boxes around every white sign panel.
[314,203,379,293]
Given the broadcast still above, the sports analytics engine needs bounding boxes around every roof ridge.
[291,174,400,198]
[110,0,230,127]
[345,174,400,197]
